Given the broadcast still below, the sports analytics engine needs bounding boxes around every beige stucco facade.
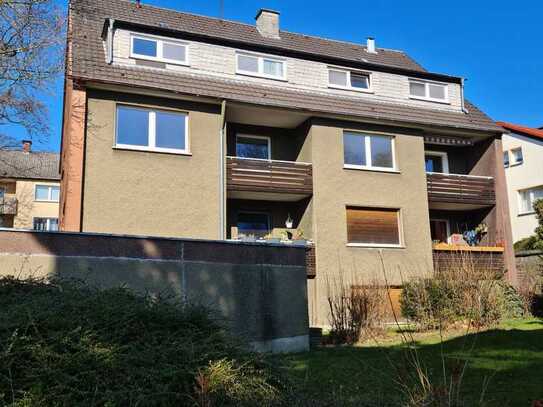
[503,132,543,242]
[306,121,434,325]
[0,179,59,229]
[82,89,223,238]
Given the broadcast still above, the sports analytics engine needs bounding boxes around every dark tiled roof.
[496,121,543,141]
[0,151,60,180]
[69,0,502,134]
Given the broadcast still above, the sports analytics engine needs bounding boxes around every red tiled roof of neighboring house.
[496,121,543,141]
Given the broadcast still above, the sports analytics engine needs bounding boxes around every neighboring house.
[60,0,515,326]
[497,122,543,243]
[0,141,60,231]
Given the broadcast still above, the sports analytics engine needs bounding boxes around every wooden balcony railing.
[226,156,313,195]
[432,244,505,275]
[0,196,17,215]
[426,172,495,206]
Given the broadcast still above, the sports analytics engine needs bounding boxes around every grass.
[280,319,543,406]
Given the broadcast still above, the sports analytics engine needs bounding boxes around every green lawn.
[280,319,543,406]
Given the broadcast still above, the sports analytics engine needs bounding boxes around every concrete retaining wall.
[0,229,309,353]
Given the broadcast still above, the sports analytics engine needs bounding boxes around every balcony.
[0,196,17,215]
[432,244,505,275]
[426,172,495,207]
[226,156,313,199]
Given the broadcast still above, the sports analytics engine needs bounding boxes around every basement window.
[236,52,286,80]
[409,79,449,103]
[115,105,189,154]
[130,34,188,65]
[328,68,371,91]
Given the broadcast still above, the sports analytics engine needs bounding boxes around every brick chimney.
[22,139,32,153]
[255,9,280,39]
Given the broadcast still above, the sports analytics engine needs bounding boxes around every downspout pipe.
[460,77,468,114]
[219,100,227,240]
[106,18,115,64]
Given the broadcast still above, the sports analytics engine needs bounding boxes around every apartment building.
[61,0,515,325]
[498,122,543,243]
[0,141,60,231]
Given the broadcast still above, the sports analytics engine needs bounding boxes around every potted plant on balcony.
[291,229,307,246]
[285,214,294,229]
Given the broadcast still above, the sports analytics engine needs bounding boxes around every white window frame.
[503,151,510,168]
[408,79,450,103]
[235,134,271,160]
[235,51,287,81]
[346,207,405,249]
[429,218,451,243]
[34,184,60,202]
[114,104,190,155]
[510,147,523,166]
[518,186,543,215]
[33,217,59,231]
[343,132,398,173]
[425,150,450,174]
[328,67,372,93]
[130,33,189,66]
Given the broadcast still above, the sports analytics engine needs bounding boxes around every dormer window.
[236,52,286,80]
[328,68,370,91]
[130,34,188,65]
[409,79,448,103]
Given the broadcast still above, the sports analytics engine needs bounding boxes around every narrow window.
[236,53,285,80]
[343,132,395,170]
[519,187,543,214]
[409,79,448,102]
[346,207,401,246]
[235,135,270,159]
[116,105,189,154]
[425,152,449,173]
[35,185,60,202]
[511,148,523,165]
[503,151,510,168]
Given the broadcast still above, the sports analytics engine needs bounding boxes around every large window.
[35,185,59,202]
[130,34,188,65]
[235,135,270,159]
[116,105,189,154]
[343,132,395,171]
[237,212,270,239]
[519,187,543,215]
[236,52,285,80]
[409,79,448,103]
[33,217,58,231]
[346,207,402,247]
[328,68,370,91]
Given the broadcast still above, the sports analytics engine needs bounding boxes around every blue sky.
[16,0,543,151]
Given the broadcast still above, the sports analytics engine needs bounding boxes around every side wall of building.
[307,120,434,326]
[82,89,223,239]
[13,180,60,229]
[503,132,543,242]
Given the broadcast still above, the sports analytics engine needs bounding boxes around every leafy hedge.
[0,277,289,406]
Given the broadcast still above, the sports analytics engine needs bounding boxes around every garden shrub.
[0,277,289,406]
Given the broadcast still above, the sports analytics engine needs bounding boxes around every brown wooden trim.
[433,249,505,275]
[426,172,495,206]
[226,157,313,195]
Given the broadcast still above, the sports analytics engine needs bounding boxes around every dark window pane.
[237,212,270,238]
[425,155,443,173]
[370,135,393,168]
[343,133,365,166]
[430,220,448,243]
[236,136,269,159]
[117,106,149,147]
[351,73,369,89]
[156,111,186,150]
[163,42,186,62]
[133,37,157,57]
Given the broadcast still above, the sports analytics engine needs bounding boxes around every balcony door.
[430,219,450,243]
[237,211,270,239]
[236,134,270,160]
[425,151,449,174]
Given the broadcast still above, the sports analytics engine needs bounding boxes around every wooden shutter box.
[346,207,400,245]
